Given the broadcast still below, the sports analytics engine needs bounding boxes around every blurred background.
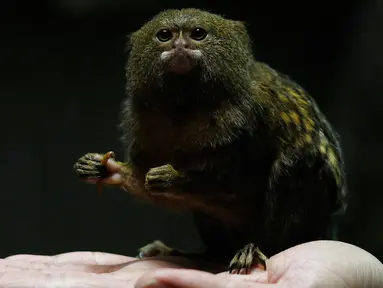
[1,0,382,262]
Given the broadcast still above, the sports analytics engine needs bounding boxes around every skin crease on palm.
[0,241,383,287]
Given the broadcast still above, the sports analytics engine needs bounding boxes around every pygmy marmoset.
[73,8,348,274]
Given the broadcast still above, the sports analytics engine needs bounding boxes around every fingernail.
[136,278,169,288]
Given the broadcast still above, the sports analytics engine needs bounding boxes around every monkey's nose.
[173,38,189,49]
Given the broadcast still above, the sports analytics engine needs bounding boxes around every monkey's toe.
[229,243,267,274]
[137,240,174,259]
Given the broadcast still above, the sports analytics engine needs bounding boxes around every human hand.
[135,240,383,288]
[0,251,205,287]
[1,241,382,288]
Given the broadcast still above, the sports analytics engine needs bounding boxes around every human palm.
[1,241,382,287]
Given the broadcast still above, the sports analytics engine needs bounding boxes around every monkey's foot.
[229,243,268,274]
[137,240,175,259]
[145,164,181,190]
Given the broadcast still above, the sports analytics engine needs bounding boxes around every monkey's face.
[127,9,254,89]
[155,27,205,74]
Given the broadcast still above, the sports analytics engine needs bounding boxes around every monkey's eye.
[156,29,173,42]
[190,28,208,41]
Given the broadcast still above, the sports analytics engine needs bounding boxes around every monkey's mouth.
[161,49,201,74]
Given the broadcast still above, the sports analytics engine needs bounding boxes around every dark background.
[1,0,383,261]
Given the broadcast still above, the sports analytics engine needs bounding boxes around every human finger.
[2,253,136,275]
[0,255,208,278]
[135,268,282,288]
[0,271,132,288]
[5,252,134,265]
[0,259,99,273]
[4,254,208,271]
[0,259,188,287]
[0,257,211,288]
[105,158,125,173]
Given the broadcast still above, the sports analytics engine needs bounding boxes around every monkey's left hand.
[144,164,183,190]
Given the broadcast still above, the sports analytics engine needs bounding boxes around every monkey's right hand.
[73,152,126,186]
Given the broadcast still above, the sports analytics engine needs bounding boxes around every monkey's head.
[126,9,254,96]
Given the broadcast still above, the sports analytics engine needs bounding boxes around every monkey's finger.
[83,153,104,161]
[245,252,253,274]
[229,254,240,274]
[237,251,248,274]
[255,247,268,263]
[147,167,168,174]
[73,159,102,173]
[74,164,101,172]
[73,161,109,179]
[75,169,103,179]
[76,158,103,168]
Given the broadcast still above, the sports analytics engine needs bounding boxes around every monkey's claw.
[229,243,267,274]
[145,164,179,190]
[137,240,174,259]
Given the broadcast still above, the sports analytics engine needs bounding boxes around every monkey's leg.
[229,243,268,274]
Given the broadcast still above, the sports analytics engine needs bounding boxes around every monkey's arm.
[73,152,234,212]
